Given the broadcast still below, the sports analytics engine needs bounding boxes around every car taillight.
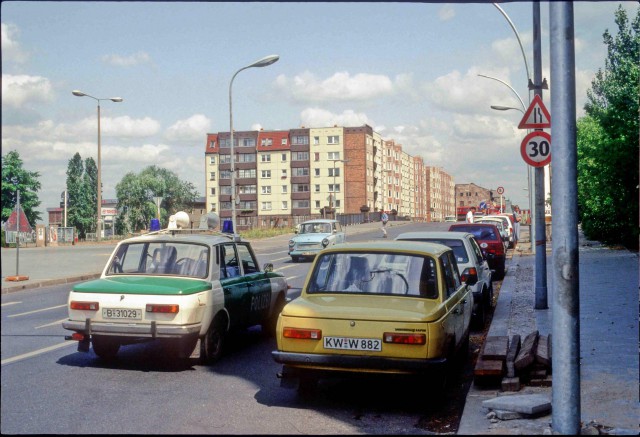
[460,267,477,282]
[146,304,179,313]
[70,301,99,311]
[383,333,426,345]
[283,327,322,340]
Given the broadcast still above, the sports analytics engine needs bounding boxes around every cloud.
[101,51,152,67]
[164,114,211,142]
[2,74,54,108]
[299,108,372,128]
[438,5,455,22]
[1,22,28,63]
[274,71,395,103]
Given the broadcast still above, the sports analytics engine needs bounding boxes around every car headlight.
[322,238,330,247]
[288,240,295,247]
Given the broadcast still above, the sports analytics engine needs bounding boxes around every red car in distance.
[448,223,506,280]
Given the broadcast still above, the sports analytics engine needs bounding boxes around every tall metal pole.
[532,1,548,309]
[228,55,279,240]
[550,2,581,433]
[96,102,102,241]
[489,4,538,251]
[15,190,20,276]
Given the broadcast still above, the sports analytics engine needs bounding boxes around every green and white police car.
[63,212,289,363]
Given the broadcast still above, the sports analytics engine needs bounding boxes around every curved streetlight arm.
[477,74,526,112]
[492,3,531,83]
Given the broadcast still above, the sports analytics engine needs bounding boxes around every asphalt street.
[2,222,638,434]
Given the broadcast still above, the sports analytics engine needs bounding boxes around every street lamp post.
[228,55,279,240]
[72,90,123,241]
[329,159,349,215]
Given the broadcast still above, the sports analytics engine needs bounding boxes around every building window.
[220,155,231,164]
[315,200,320,208]
[209,172,216,181]
[281,169,287,178]
[314,184,320,193]
[281,185,288,194]
[293,200,310,208]
[210,188,216,195]
[209,156,216,164]
[261,170,272,178]
[262,186,272,195]
[329,168,340,177]
[327,135,339,144]
[261,202,272,211]
[314,168,320,177]
[281,138,287,145]
[209,140,216,148]
[291,135,309,145]
[293,151,309,161]
[238,185,256,194]
[238,169,256,178]
[314,152,320,161]
[240,138,256,147]
[293,168,309,177]
[238,154,255,163]
[281,201,288,209]
[261,154,271,162]
[210,203,217,211]
[293,184,309,193]
[328,151,340,160]
[220,186,232,195]
[261,138,273,146]
[220,170,231,180]
[281,153,287,162]
[313,136,320,145]
[329,184,340,193]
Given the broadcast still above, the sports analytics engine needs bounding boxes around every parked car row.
[63,215,512,397]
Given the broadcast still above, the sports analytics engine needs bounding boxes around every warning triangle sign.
[518,94,551,129]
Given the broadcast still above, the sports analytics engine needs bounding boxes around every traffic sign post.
[496,186,504,213]
[521,131,551,167]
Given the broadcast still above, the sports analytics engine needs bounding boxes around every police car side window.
[237,243,258,274]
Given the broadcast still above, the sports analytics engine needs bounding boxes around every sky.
[2,1,637,224]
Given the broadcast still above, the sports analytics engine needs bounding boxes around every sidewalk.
[458,229,639,435]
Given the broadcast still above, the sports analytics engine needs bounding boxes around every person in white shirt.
[381,212,389,238]
[466,207,476,223]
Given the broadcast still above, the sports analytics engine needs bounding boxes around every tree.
[115,165,199,233]
[578,5,639,250]
[1,150,42,226]
[65,153,98,239]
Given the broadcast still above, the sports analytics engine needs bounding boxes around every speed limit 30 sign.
[521,131,551,167]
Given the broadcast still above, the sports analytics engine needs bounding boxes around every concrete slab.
[482,393,551,415]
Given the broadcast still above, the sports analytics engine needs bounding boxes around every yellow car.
[272,241,474,392]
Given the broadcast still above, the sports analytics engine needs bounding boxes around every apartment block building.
[204,124,456,230]
[454,182,495,210]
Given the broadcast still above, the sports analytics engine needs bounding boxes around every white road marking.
[8,304,67,318]
[35,318,68,329]
[1,341,76,366]
[1,301,22,307]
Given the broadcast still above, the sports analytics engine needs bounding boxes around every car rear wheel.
[92,335,120,360]
[201,316,226,365]
[262,295,286,338]
[164,337,198,360]
[472,301,485,331]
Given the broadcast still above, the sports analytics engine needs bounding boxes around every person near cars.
[466,207,476,223]
[381,211,389,238]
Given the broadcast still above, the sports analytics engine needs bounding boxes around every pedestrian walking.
[466,207,476,223]
[381,211,389,238]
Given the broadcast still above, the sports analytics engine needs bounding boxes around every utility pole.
[549,2,581,433]
[531,1,548,310]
